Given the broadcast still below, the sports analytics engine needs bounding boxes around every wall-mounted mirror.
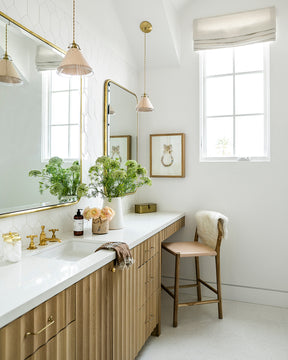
[0,12,82,218]
[104,80,138,163]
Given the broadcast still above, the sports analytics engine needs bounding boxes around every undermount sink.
[36,240,104,262]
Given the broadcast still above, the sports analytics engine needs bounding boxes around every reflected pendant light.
[0,24,23,85]
[136,21,154,112]
[57,0,93,77]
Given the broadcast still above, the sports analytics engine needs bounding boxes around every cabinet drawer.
[136,234,160,268]
[159,217,185,242]
[145,290,159,339]
[26,321,75,360]
[144,254,159,301]
[0,285,76,360]
[137,252,159,310]
[144,234,159,263]
[135,304,145,356]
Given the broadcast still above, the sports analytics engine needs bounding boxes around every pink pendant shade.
[57,43,93,76]
[137,21,154,112]
[0,55,23,85]
[56,0,93,77]
[0,24,23,85]
[136,94,154,112]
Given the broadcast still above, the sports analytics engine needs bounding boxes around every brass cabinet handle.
[111,267,116,272]
[25,316,55,336]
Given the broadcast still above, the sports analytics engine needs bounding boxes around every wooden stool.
[161,211,227,327]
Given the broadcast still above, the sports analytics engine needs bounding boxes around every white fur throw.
[195,210,228,250]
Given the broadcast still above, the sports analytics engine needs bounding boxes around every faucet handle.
[48,229,61,242]
[39,225,48,246]
[27,235,38,250]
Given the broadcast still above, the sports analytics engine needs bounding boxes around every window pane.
[70,90,80,124]
[235,73,264,114]
[206,76,233,116]
[51,126,68,158]
[235,44,264,73]
[69,125,80,159]
[70,76,81,90]
[51,92,69,124]
[235,115,265,157]
[51,72,70,91]
[205,48,233,76]
[206,117,233,157]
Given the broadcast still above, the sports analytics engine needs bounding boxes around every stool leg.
[195,256,202,301]
[173,254,180,327]
[215,254,223,319]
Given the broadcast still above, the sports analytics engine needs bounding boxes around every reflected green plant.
[29,157,87,201]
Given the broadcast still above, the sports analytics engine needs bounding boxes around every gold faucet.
[27,235,38,250]
[48,229,61,242]
[2,232,21,244]
[39,225,48,246]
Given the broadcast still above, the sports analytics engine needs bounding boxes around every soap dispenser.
[74,209,84,236]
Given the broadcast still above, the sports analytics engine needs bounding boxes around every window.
[200,43,269,161]
[42,71,81,161]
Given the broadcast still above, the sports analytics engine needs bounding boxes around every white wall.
[0,0,138,247]
[1,0,287,308]
[137,0,288,307]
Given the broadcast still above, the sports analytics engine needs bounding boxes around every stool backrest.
[195,211,228,250]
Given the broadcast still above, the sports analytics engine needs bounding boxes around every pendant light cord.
[144,32,146,95]
[5,24,7,56]
[73,0,76,44]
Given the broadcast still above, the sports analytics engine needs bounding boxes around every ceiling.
[112,0,186,68]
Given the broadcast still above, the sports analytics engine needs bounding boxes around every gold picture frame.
[150,133,185,178]
[110,135,131,165]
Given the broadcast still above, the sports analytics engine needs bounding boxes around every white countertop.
[0,212,184,328]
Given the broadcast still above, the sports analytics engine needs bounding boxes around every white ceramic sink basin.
[36,240,104,262]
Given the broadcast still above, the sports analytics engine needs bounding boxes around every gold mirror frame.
[0,11,82,219]
[103,79,138,158]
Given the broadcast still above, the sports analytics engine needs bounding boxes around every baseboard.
[161,275,288,308]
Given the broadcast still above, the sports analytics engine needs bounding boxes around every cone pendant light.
[136,21,154,112]
[0,24,23,85]
[57,0,93,77]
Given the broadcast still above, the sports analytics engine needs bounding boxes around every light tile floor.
[136,292,288,360]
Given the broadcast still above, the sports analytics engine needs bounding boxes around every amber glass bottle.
[74,209,84,236]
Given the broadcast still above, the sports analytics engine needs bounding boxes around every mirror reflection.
[0,14,81,217]
[104,80,138,163]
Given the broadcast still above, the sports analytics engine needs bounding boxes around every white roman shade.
[35,46,63,71]
[193,7,276,51]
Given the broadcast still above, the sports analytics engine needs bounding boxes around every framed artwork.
[110,135,131,165]
[150,133,185,177]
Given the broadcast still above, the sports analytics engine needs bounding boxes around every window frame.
[41,71,81,163]
[199,43,270,162]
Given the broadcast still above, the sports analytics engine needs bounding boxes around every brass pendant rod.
[144,32,146,95]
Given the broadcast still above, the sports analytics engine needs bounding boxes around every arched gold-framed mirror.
[103,79,138,163]
[0,11,82,219]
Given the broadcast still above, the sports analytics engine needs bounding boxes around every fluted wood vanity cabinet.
[76,236,162,360]
[75,217,185,360]
[0,285,76,360]
[0,216,185,360]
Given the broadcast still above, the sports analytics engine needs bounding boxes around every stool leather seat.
[162,241,217,257]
